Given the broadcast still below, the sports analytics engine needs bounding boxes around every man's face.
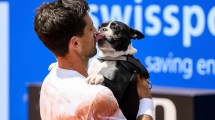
[79,13,98,58]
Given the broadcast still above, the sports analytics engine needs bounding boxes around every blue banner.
[87,0,215,89]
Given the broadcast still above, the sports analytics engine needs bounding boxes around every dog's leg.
[85,74,105,85]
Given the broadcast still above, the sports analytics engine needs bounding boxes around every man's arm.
[92,88,127,120]
[136,74,154,120]
[137,115,153,120]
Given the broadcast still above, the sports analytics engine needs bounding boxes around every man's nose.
[94,31,98,35]
[92,25,98,32]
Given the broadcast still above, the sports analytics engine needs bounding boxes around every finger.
[147,80,153,89]
[85,77,92,84]
[95,78,101,85]
[89,79,96,84]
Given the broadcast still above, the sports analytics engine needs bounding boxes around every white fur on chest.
[88,58,117,76]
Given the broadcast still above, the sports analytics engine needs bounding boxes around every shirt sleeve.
[91,88,127,120]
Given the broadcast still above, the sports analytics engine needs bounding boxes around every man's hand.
[137,114,153,120]
[136,74,153,120]
[136,74,152,99]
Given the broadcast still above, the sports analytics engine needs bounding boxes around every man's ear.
[69,36,80,48]
[129,27,145,40]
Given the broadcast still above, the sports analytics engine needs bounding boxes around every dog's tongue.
[96,34,105,42]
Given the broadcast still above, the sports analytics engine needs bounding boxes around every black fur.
[98,59,141,120]
[94,21,149,119]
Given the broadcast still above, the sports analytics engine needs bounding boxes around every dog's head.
[96,21,145,57]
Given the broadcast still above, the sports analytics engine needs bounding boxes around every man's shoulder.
[85,84,117,105]
[87,84,111,96]
[88,85,124,119]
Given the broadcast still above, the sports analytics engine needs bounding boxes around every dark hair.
[34,0,89,56]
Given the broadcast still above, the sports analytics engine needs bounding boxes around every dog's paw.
[85,74,104,85]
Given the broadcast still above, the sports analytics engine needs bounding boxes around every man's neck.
[57,55,89,77]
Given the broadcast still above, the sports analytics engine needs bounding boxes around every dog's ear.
[129,28,145,40]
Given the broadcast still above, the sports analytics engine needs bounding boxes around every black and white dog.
[87,21,150,119]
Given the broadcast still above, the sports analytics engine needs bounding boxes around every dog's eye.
[102,28,108,31]
[112,26,120,30]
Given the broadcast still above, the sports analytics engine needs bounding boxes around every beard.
[80,40,97,60]
[82,45,97,59]
[88,47,97,58]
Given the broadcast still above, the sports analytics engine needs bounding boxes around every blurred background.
[0,0,215,120]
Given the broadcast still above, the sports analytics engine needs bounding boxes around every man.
[34,0,153,119]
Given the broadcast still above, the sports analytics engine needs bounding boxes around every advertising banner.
[88,0,215,89]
